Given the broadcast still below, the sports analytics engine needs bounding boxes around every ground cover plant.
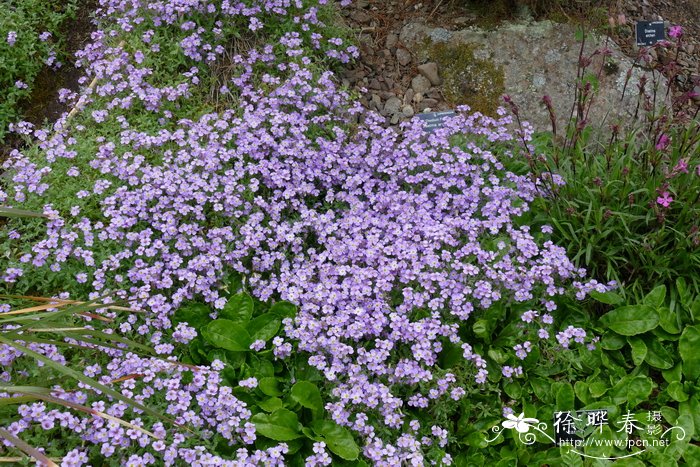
[0,0,78,139]
[0,0,698,465]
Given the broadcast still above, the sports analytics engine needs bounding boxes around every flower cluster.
[0,0,606,463]
[3,352,288,466]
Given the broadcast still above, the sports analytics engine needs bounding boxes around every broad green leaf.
[270,301,297,318]
[659,306,682,334]
[574,381,590,404]
[247,313,281,342]
[257,397,284,412]
[251,409,303,441]
[310,420,360,461]
[627,336,647,366]
[290,381,324,416]
[644,285,666,309]
[201,319,251,351]
[556,383,574,410]
[679,325,700,381]
[589,290,624,305]
[662,363,683,384]
[600,332,626,350]
[611,375,653,407]
[258,377,283,396]
[172,302,211,330]
[503,380,522,400]
[221,292,254,323]
[599,305,658,336]
[645,339,675,370]
[667,381,689,402]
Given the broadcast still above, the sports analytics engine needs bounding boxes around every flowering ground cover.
[1,0,699,466]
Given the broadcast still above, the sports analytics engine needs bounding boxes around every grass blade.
[0,427,57,466]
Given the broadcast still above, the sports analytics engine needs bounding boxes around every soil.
[20,0,97,128]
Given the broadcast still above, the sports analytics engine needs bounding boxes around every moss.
[423,40,505,117]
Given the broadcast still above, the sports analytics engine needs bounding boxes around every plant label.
[636,21,665,46]
[417,111,456,132]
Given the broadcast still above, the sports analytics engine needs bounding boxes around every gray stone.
[693,86,700,104]
[417,62,442,86]
[371,94,382,110]
[411,75,431,94]
[401,105,415,117]
[403,88,415,105]
[351,10,371,24]
[429,27,452,43]
[396,48,412,66]
[383,97,403,116]
[385,33,399,50]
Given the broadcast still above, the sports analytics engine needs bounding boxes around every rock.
[383,96,403,116]
[369,78,381,90]
[413,92,423,103]
[693,86,700,104]
[385,33,398,50]
[390,114,400,125]
[351,10,371,23]
[403,88,414,105]
[401,105,414,117]
[418,62,442,86]
[411,75,431,94]
[371,94,382,110]
[427,89,441,100]
[429,28,452,43]
[399,21,671,132]
[396,48,412,66]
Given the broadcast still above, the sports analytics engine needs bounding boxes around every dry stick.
[51,40,126,139]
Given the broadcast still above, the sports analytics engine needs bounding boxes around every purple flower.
[657,191,673,208]
[6,31,17,46]
[655,134,670,151]
[669,25,683,39]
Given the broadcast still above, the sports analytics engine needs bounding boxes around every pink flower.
[655,134,670,151]
[657,191,673,207]
[669,25,683,39]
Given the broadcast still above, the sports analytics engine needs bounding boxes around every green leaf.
[662,363,683,384]
[627,336,647,366]
[589,290,624,305]
[599,305,658,336]
[680,325,700,381]
[659,306,682,334]
[257,397,284,412]
[247,313,281,342]
[611,375,653,408]
[644,285,666,309]
[667,381,689,402]
[201,319,251,351]
[503,380,522,400]
[600,332,626,350]
[221,292,254,323]
[556,383,575,410]
[290,381,324,416]
[310,420,360,461]
[172,302,211,329]
[258,377,283,396]
[645,339,675,370]
[270,301,297,318]
[0,206,48,219]
[251,409,303,441]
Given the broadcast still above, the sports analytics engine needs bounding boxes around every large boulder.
[399,20,669,133]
